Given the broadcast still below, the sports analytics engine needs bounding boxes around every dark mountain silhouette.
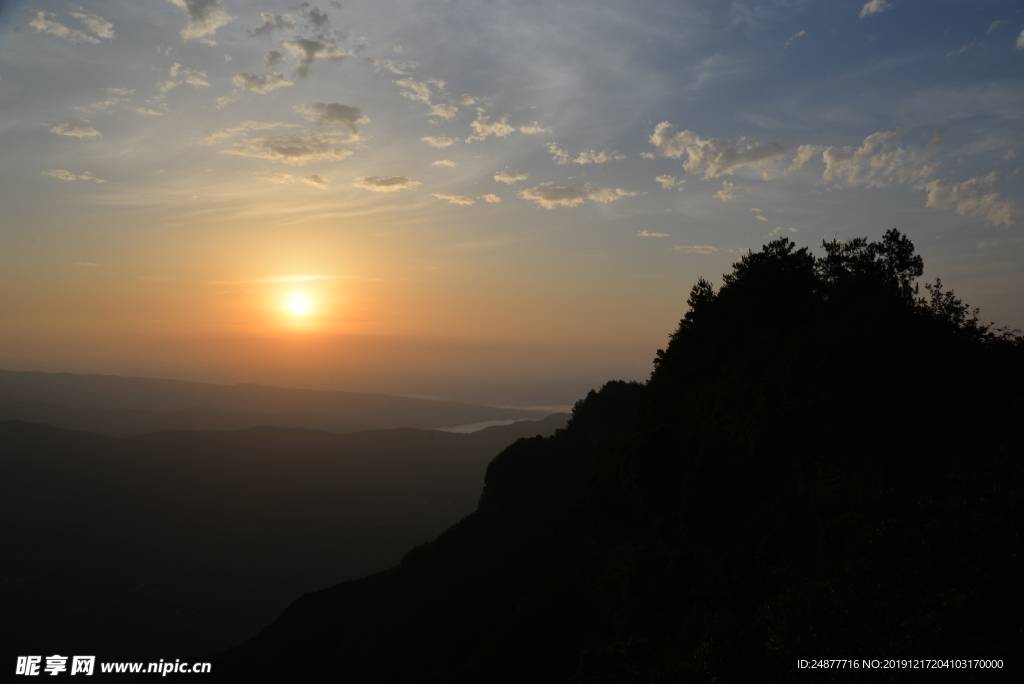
[200,230,1023,682]
[0,371,551,434]
[0,413,568,668]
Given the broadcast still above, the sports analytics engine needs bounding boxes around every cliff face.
[204,233,1024,683]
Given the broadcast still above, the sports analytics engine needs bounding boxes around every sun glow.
[287,294,311,316]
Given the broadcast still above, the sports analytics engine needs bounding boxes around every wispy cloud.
[42,169,104,183]
[422,136,456,148]
[482,194,501,203]
[649,122,791,178]
[466,113,515,142]
[639,231,669,237]
[233,72,292,94]
[494,170,528,185]
[518,185,635,209]
[50,121,101,138]
[221,132,356,165]
[29,11,100,45]
[168,0,233,42]
[433,194,475,205]
[672,245,718,254]
[431,160,457,167]
[213,274,341,285]
[784,30,806,48]
[859,1,892,19]
[281,39,347,79]
[352,176,421,192]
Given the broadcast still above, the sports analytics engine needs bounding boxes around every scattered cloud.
[655,175,681,189]
[264,173,330,188]
[482,194,501,203]
[42,169,104,183]
[754,214,768,221]
[1017,29,1024,50]
[281,39,347,79]
[1005,150,1017,161]
[68,8,115,40]
[168,0,233,41]
[925,172,1014,226]
[422,136,456,148]
[822,130,938,188]
[204,120,295,144]
[50,121,101,138]
[352,176,421,192]
[649,122,791,177]
[430,104,458,120]
[494,170,528,185]
[859,1,892,19]
[784,30,806,48]
[638,231,669,237]
[768,226,800,235]
[432,159,457,167]
[546,143,570,165]
[265,50,285,70]
[466,113,515,142]
[158,63,210,92]
[672,245,718,254]
[233,72,291,94]
[518,184,635,209]
[296,102,369,138]
[519,123,552,135]
[715,181,738,201]
[29,11,100,44]
[250,13,294,38]
[221,132,356,165]
[433,193,475,205]
[574,149,625,165]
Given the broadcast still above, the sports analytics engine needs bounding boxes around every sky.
[0,0,1022,409]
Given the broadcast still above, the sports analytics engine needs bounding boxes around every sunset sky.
[1,0,1022,408]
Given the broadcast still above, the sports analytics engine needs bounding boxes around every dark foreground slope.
[0,414,567,665]
[205,231,1023,683]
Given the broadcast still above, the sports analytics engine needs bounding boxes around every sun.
[287,294,311,316]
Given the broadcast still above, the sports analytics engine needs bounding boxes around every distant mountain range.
[0,414,569,666]
[0,370,551,436]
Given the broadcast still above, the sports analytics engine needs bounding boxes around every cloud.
[352,176,420,192]
[264,173,330,188]
[755,214,768,221]
[159,64,210,92]
[822,130,938,188]
[589,188,637,203]
[574,149,625,165]
[519,123,552,134]
[859,1,892,18]
[233,72,292,94]
[649,122,791,177]
[433,193,475,205]
[466,113,515,142]
[50,122,101,138]
[296,102,369,138]
[925,172,1014,226]
[301,175,328,188]
[638,231,669,237]
[68,8,115,40]
[29,11,99,44]
[422,136,456,148]
[251,13,294,38]
[482,194,501,203]
[204,120,296,144]
[546,143,570,164]
[768,226,800,236]
[784,30,806,48]
[494,170,528,184]
[518,184,635,209]
[395,78,434,103]
[715,180,737,201]
[427,104,455,119]
[42,169,104,183]
[1005,150,1017,161]
[265,50,285,70]
[432,160,457,167]
[281,39,347,79]
[655,175,681,189]
[168,0,233,41]
[1017,29,1024,50]
[672,245,718,254]
[134,107,164,117]
[987,20,1007,35]
[221,133,356,165]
